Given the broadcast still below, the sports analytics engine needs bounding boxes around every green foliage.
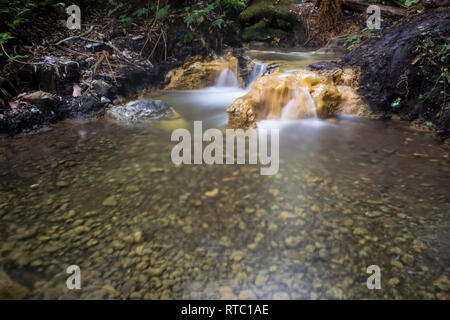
[118,14,131,25]
[157,4,170,20]
[183,32,195,44]
[115,2,170,26]
[415,27,449,116]
[183,0,245,31]
[133,7,148,18]
[0,0,53,66]
[344,28,380,50]
[0,32,14,45]
[403,0,421,6]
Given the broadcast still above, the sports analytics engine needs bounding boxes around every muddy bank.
[310,8,450,137]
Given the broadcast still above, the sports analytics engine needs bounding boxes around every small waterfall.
[280,88,317,120]
[246,63,267,90]
[216,69,240,88]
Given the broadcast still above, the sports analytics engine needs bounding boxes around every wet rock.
[280,211,296,219]
[125,186,140,193]
[205,188,219,198]
[148,267,164,277]
[255,273,268,286]
[389,247,402,255]
[165,54,244,90]
[56,181,69,188]
[220,292,238,300]
[182,225,193,234]
[231,250,245,262]
[343,218,354,227]
[218,287,236,300]
[391,260,403,269]
[107,100,175,122]
[19,91,60,110]
[0,269,29,299]
[102,196,117,207]
[326,287,344,300]
[134,231,143,243]
[238,289,256,300]
[73,226,90,235]
[401,254,415,266]
[353,228,366,235]
[81,94,103,115]
[285,236,302,248]
[273,292,290,300]
[86,239,98,247]
[129,291,142,300]
[1,91,61,136]
[365,211,383,218]
[433,275,449,291]
[92,80,111,98]
[227,70,359,129]
[388,278,400,286]
[101,96,111,105]
[319,248,329,260]
[58,291,80,300]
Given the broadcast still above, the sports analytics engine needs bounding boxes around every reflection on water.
[246,49,340,72]
[149,87,248,129]
[0,50,449,300]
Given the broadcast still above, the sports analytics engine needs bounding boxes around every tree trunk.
[318,0,343,31]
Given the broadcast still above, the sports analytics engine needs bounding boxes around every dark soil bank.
[343,8,450,137]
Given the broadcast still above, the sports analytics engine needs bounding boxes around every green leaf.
[157,5,170,19]
[134,8,148,17]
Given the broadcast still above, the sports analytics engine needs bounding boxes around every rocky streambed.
[0,61,449,299]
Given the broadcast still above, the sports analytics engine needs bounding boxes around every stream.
[0,49,449,300]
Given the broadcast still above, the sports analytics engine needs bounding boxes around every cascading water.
[215,61,267,90]
[216,69,240,88]
[246,62,267,90]
[280,88,317,120]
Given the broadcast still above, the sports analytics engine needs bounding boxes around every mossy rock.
[242,21,270,41]
[240,0,297,26]
[242,21,288,42]
[240,0,299,42]
[268,28,288,39]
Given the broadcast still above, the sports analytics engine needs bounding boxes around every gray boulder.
[107,100,175,122]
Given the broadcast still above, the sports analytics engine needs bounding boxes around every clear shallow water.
[245,48,340,72]
[0,52,449,300]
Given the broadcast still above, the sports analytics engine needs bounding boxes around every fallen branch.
[55,44,90,57]
[149,31,163,59]
[140,0,161,57]
[79,37,152,69]
[342,0,406,17]
[0,44,44,65]
[55,26,95,46]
